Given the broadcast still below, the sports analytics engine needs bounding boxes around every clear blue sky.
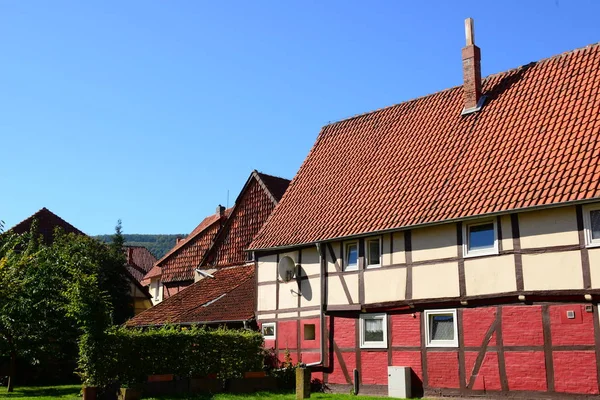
[2,1,598,235]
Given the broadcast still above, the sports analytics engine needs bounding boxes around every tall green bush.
[78,325,263,386]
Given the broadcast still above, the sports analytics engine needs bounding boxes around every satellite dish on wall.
[278,256,296,282]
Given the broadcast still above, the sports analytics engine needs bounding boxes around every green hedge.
[78,326,264,386]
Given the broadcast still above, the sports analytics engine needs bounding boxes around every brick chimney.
[127,247,134,265]
[461,18,483,114]
[216,204,225,217]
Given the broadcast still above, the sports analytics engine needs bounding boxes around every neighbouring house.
[127,170,290,327]
[125,246,157,314]
[249,20,600,398]
[8,207,153,316]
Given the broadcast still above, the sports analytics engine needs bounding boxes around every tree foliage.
[0,221,129,390]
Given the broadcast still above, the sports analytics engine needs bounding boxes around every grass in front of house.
[0,385,81,399]
[145,393,394,400]
[1,386,407,400]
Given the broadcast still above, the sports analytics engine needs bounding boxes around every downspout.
[305,242,325,367]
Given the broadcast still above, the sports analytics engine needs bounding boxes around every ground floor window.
[262,322,276,340]
[425,309,458,347]
[359,313,387,349]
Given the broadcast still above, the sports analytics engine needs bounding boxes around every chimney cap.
[465,18,475,46]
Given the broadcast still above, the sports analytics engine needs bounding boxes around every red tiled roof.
[125,246,157,283]
[126,265,256,326]
[251,43,600,250]
[141,265,162,286]
[9,207,85,244]
[201,172,290,268]
[152,211,230,283]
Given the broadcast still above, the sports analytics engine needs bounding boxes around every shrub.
[78,325,263,387]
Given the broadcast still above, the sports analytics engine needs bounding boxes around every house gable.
[201,171,289,269]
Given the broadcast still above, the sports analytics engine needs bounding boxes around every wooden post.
[296,367,311,399]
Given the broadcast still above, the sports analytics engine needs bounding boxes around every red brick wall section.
[277,321,298,351]
[360,351,388,385]
[427,352,460,389]
[300,318,321,349]
[329,351,355,384]
[391,313,421,347]
[502,305,544,346]
[550,305,595,346]
[391,351,423,381]
[465,351,502,391]
[333,317,355,348]
[553,351,599,394]
[504,351,547,391]
[463,307,496,347]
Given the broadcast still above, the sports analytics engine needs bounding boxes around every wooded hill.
[95,234,185,259]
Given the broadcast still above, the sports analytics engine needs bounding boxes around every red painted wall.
[285,303,599,396]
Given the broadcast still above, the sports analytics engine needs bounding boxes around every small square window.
[425,309,458,347]
[366,238,381,268]
[359,313,387,349]
[344,241,358,271]
[304,324,316,340]
[584,204,600,247]
[262,323,276,340]
[463,220,498,257]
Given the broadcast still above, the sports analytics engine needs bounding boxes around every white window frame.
[583,203,600,248]
[366,237,382,269]
[344,241,359,271]
[424,309,458,348]
[262,322,276,340]
[359,313,388,349]
[463,219,498,258]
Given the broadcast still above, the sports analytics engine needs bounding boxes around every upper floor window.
[425,309,458,347]
[366,237,381,268]
[584,204,600,247]
[463,220,498,257]
[344,241,358,271]
[359,313,387,349]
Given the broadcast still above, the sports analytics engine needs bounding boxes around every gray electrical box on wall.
[388,366,412,398]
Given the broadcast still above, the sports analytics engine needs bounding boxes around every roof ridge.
[324,41,600,128]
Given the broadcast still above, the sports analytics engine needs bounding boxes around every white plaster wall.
[301,247,320,276]
[500,215,513,251]
[522,251,583,290]
[392,232,406,265]
[327,274,358,305]
[412,224,457,262]
[382,234,392,266]
[519,206,579,249]
[257,284,276,312]
[465,255,517,296]
[258,254,277,283]
[300,277,321,308]
[589,248,600,288]
[278,279,300,309]
[364,268,406,303]
[327,241,343,273]
[412,262,460,299]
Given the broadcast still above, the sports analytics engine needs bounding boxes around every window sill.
[344,265,359,272]
[586,241,600,249]
[366,264,381,269]
[463,249,498,259]
[426,342,458,348]
[360,342,387,349]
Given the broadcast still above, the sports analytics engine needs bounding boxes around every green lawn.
[0,386,400,400]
